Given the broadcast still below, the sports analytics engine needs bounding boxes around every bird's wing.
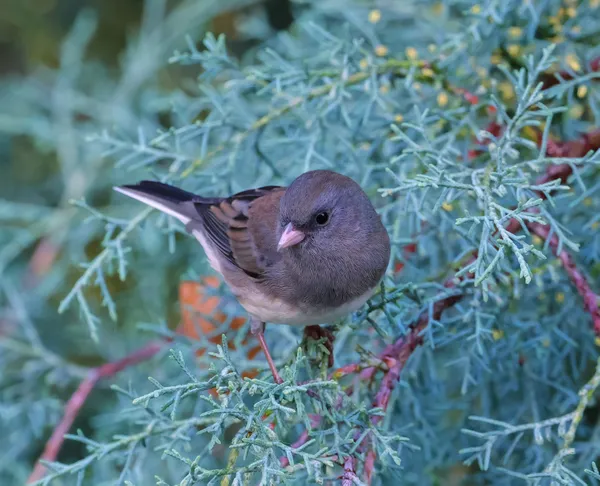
[114,180,285,279]
[192,185,285,279]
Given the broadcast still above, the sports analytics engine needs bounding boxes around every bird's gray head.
[274,169,390,307]
[276,170,388,259]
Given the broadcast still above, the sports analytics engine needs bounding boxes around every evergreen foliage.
[1,0,600,484]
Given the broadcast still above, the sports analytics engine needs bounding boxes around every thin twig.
[27,341,163,484]
[180,59,426,178]
[562,357,600,451]
[543,357,600,475]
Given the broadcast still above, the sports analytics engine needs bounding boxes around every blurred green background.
[0,0,295,202]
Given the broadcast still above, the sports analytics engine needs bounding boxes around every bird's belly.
[238,286,376,326]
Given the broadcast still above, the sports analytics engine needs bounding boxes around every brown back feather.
[194,186,285,279]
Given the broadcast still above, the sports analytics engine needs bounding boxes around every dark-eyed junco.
[115,170,390,382]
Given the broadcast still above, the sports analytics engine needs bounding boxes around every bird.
[114,170,390,383]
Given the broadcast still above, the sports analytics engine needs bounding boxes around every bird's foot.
[251,319,283,384]
[303,325,335,368]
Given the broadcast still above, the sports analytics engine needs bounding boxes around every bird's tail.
[114,180,201,224]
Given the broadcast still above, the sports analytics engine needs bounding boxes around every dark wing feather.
[193,186,285,278]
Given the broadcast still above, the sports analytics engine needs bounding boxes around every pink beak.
[277,223,305,251]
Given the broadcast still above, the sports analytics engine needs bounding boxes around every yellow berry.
[379,84,390,94]
[435,119,447,130]
[577,85,588,98]
[555,292,565,303]
[422,67,435,77]
[406,47,418,60]
[441,201,453,211]
[471,4,481,14]
[507,44,521,57]
[566,53,581,72]
[490,53,503,65]
[359,58,369,70]
[584,197,593,206]
[492,329,504,341]
[432,2,444,15]
[566,7,576,17]
[499,81,515,101]
[522,126,538,140]
[428,44,437,53]
[569,104,584,119]
[368,9,381,23]
[595,336,600,347]
[437,91,449,107]
[374,44,388,57]
[533,235,543,246]
[457,126,471,138]
[394,114,404,123]
[508,27,522,38]
[360,142,371,150]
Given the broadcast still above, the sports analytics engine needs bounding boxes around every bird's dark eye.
[315,211,329,225]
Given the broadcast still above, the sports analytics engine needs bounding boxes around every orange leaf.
[179,277,247,343]
[178,278,259,391]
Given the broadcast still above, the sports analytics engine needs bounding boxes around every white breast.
[238,285,377,326]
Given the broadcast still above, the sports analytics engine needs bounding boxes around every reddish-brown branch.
[328,355,398,382]
[364,449,377,484]
[361,288,465,482]
[280,293,464,477]
[342,456,358,485]
[360,132,600,478]
[528,222,600,335]
[504,129,600,335]
[372,292,464,425]
[279,414,321,468]
[27,341,163,484]
[329,363,361,379]
[279,430,309,468]
[358,279,467,483]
